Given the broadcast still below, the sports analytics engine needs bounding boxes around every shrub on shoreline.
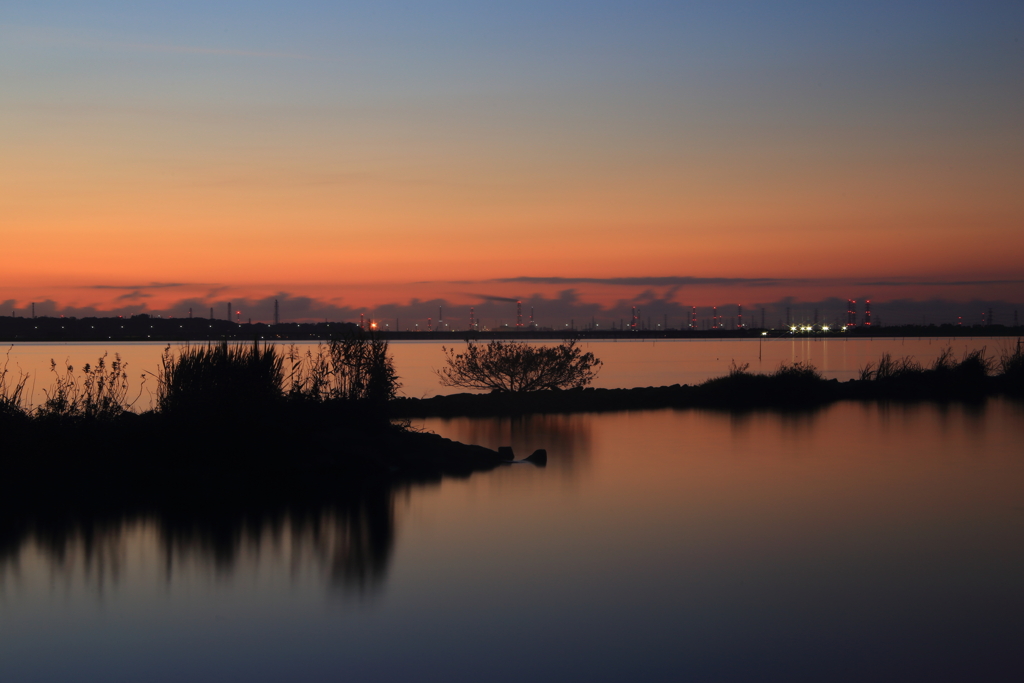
[436,339,601,393]
[2,341,1022,429]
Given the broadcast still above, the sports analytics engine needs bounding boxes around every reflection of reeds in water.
[0,484,397,596]
[423,413,592,472]
[0,517,136,599]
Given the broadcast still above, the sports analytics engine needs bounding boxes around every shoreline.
[2,314,1021,344]
[3,344,1020,496]
[392,374,1022,417]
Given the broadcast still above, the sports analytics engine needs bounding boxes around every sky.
[2,1,1023,326]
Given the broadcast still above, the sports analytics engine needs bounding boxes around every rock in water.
[524,449,548,467]
[498,446,515,462]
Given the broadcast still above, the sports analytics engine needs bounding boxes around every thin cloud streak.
[432,276,1024,289]
[495,276,795,287]
[92,282,197,290]
[856,280,1024,287]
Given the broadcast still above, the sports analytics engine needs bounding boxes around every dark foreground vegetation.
[394,344,1024,417]
[0,338,514,505]
[2,338,1020,504]
[0,339,510,590]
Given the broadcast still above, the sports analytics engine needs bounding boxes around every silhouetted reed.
[997,340,1024,394]
[859,353,922,381]
[855,347,994,400]
[0,346,29,420]
[286,336,399,406]
[154,336,399,421]
[36,352,140,421]
[697,360,829,406]
[156,339,285,418]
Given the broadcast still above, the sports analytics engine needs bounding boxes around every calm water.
[2,399,1023,681]
[4,336,1017,407]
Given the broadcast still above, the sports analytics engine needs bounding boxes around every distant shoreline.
[1,314,1021,343]
[394,364,1023,417]
[1,347,1019,512]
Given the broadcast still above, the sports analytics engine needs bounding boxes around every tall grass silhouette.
[286,336,399,405]
[0,347,29,420]
[155,335,400,421]
[37,352,139,420]
[157,340,284,417]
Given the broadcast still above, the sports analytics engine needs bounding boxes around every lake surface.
[4,336,1017,407]
[2,398,1023,681]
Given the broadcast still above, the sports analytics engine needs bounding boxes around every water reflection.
[2,401,1023,681]
[412,413,593,473]
[725,405,827,437]
[0,483,396,596]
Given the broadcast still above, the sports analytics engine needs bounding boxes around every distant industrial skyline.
[4,288,1020,330]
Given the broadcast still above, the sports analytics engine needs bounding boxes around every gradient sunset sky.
[3,2,1022,325]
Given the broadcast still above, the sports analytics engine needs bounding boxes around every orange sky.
[2,3,1023,320]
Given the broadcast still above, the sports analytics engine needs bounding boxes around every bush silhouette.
[436,339,601,393]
